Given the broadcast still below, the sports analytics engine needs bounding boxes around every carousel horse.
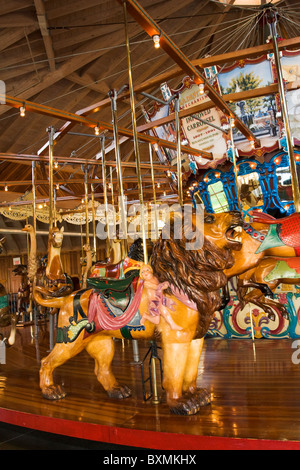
[22,224,39,314]
[44,226,74,297]
[81,244,93,289]
[236,257,300,319]
[12,264,30,316]
[223,210,300,318]
[33,210,242,415]
[0,238,17,346]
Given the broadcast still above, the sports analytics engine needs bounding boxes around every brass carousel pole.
[53,187,57,227]
[149,143,159,240]
[123,0,158,398]
[47,126,55,229]
[91,183,97,262]
[175,97,183,207]
[110,167,116,230]
[47,126,55,349]
[267,9,300,213]
[84,167,90,246]
[123,0,148,264]
[32,161,37,234]
[108,89,128,259]
[101,136,110,259]
[230,123,242,212]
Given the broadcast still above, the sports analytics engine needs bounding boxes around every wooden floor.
[1,321,300,450]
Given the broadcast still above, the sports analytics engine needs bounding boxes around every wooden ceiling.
[0,0,299,210]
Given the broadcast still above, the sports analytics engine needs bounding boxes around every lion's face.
[204,211,243,252]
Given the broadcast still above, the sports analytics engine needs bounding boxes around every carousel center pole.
[267,8,300,213]
[123,0,148,264]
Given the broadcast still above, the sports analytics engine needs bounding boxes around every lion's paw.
[107,384,132,400]
[169,389,211,415]
[169,397,199,416]
[191,387,212,407]
[42,385,67,401]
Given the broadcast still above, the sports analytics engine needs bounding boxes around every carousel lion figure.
[33,209,242,415]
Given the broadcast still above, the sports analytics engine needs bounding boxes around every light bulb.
[152,35,160,49]
[199,83,205,95]
[230,118,235,128]
[4,184,8,192]
[19,106,25,117]
[94,126,100,136]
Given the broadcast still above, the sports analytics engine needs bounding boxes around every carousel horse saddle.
[251,211,300,254]
[87,272,139,312]
[89,261,123,279]
[89,257,143,280]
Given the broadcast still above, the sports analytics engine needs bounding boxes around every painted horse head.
[49,226,64,249]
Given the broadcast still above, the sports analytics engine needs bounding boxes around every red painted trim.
[1,407,300,450]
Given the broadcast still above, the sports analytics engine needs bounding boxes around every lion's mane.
[151,214,234,338]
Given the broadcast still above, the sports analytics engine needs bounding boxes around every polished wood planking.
[1,323,300,444]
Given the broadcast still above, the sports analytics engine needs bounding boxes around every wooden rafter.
[0,94,213,159]
[116,0,260,146]
[33,0,56,72]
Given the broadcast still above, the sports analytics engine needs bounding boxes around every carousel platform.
[1,322,300,450]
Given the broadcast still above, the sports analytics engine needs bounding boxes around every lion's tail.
[33,286,67,309]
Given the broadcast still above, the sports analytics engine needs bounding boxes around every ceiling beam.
[35,34,300,154]
[0,176,168,186]
[0,152,177,172]
[0,94,213,159]
[116,0,259,146]
[33,0,56,72]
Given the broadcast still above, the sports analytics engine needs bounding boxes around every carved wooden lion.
[34,210,242,415]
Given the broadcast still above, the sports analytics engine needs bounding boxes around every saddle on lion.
[55,259,179,344]
[89,256,143,279]
[250,210,300,255]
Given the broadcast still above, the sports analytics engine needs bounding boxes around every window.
[208,181,229,213]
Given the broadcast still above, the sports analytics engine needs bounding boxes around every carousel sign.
[177,78,228,167]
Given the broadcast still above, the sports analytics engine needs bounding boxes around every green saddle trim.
[87,271,138,291]
[255,224,285,254]
[56,318,95,344]
[265,260,300,282]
